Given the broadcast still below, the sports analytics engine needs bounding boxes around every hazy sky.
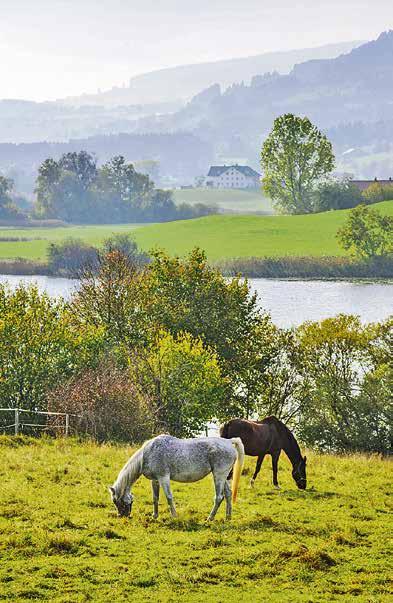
[2,0,392,101]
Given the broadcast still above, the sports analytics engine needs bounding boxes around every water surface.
[0,274,391,328]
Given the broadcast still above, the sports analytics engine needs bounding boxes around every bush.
[47,238,99,277]
[337,203,393,259]
[362,182,393,204]
[102,233,149,266]
[313,178,361,211]
[47,360,154,443]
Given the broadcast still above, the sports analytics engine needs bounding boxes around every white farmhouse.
[206,165,260,189]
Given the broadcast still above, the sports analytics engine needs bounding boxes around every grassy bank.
[172,188,273,214]
[0,437,391,602]
[133,201,393,260]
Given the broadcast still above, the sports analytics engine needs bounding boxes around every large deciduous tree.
[261,114,335,214]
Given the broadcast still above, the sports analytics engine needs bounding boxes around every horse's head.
[292,456,307,490]
[108,486,133,517]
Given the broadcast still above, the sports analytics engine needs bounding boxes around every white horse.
[109,434,244,521]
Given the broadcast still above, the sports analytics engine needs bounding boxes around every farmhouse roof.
[207,165,260,178]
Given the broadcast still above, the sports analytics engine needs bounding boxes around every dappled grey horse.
[109,434,244,521]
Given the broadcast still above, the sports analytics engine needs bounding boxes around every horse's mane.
[113,437,154,496]
[260,416,301,456]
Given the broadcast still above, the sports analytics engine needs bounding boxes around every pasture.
[0,224,144,261]
[172,188,273,214]
[0,437,391,602]
[133,201,393,260]
[0,201,391,263]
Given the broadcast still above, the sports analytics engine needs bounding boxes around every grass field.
[172,188,273,214]
[0,224,144,261]
[133,200,393,260]
[0,437,391,602]
[0,201,391,263]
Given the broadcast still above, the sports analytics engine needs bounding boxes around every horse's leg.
[250,454,265,487]
[207,473,225,521]
[151,479,160,519]
[159,475,177,518]
[272,451,281,489]
[224,480,232,520]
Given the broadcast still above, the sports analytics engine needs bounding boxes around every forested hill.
[136,31,393,171]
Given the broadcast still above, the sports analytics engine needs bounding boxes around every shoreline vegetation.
[0,255,392,280]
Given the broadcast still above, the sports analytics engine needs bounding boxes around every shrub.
[47,360,154,442]
[102,233,149,266]
[362,182,393,204]
[313,178,361,211]
[337,203,393,259]
[47,238,99,277]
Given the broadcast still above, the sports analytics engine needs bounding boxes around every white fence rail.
[0,408,80,436]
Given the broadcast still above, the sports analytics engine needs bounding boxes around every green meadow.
[0,437,391,602]
[0,224,144,261]
[0,201,391,262]
[134,200,393,260]
[172,187,273,214]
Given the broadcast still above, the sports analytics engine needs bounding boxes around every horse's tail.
[231,437,244,503]
[219,421,230,439]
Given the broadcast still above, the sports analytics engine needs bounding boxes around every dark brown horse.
[220,416,307,490]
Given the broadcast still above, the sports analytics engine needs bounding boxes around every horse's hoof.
[152,514,158,519]
[250,479,255,488]
[273,485,281,490]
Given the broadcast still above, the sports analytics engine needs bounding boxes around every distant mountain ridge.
[132,31,393,174]
[59,40,362,107]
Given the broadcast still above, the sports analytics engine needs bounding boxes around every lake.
[0,274,392,328]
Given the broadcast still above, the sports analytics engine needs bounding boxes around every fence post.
[14,408,19,435]
[65,414,69,437]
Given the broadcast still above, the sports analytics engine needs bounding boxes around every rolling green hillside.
[133,201,393,260]
[0,437,391,602]
[172,188,273,214]
[0,201,391,262]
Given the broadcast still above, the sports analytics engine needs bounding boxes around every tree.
[295,315,392,453]
[0,284,103,412]
[143,248,273,417]
[0,175,13,207]
[261,114,335,214]
[337,203,393,259]
[34,152,96,221]
[71,250,147,348]
[128,331,226,437]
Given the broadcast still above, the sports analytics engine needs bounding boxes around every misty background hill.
[1,32,393,195]
[59,41,361,107]
[132,31,393,178]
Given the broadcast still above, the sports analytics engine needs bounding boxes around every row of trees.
[33,152,214,223]
[0,248,391,453]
